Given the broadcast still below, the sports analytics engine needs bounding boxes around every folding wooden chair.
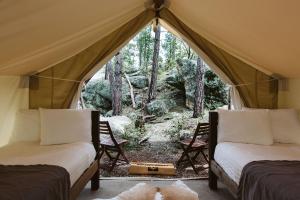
[99,121,129,171]
[176,123,209,174]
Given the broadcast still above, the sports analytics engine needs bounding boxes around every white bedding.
[214,142,300,184]
[0,141,96,186]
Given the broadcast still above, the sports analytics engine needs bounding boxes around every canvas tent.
[0,0,299,146]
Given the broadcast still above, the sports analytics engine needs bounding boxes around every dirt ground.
[99,109,209,179]
[100,141,208,179]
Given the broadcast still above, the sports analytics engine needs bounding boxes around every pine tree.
[112,53,123,115]
[148,25,161,102]
[193,57,205,117]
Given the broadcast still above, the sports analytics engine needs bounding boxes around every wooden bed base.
[208,112,238,199]
[70,110,100,200]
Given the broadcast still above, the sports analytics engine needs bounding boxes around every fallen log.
[124,73,136,108]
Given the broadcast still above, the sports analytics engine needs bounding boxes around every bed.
[0,110,100,200]
[208,110,300,200]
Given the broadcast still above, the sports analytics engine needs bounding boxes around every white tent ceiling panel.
[169,0,300,78]
[0,0,299,77]
[0,0,145,75]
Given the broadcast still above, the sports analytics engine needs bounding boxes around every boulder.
[164,69,185,91]
[134,95,143,108]
[105,110,113,117]
[97,80,112,101]
[146,99,176,117]
[82,80,111,113]
[83,78,132,112]
[124,65,139,74]
[129,76,149,89]
[101,116,132,136]
[179,130,192,140]
[165,60,198,109]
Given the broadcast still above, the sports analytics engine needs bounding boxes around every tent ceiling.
[0,0,299,78]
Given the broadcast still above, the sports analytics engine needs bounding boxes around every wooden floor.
[78,179,235,200]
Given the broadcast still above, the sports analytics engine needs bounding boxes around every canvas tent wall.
[0,0,299,146]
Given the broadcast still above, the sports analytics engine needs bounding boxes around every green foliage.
[83,26,229,114]
[174,58,228,110]
[135,25,154,74]
[122,42,136,69]
[122,123,146,150]
[204,70,228,110]
[165,113,189,142]
[162,32,178,70]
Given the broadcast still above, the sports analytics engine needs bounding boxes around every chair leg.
[99,149,105,160]
[119,147,129,164]
[192,150,201,161]
[177,145,187,166]
[186,152,198,174]
[104,149,113,160]
[200,149,209,163]
[109,152,120,172]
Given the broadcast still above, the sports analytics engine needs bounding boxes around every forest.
[81,25,228,177]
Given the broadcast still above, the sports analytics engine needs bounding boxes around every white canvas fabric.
[40,108,92,145]
[0,76,29,147]
[0,1,300,77]
[0,141,95,186]
[10,109,40,143]
[218,110,273,145]
[214,142,300,184]
[270,109,300,144]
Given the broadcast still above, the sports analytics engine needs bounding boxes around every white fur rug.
[94,180,199,200]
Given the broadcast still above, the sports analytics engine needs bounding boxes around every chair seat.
[100,137,128,147]
[180,138,207,148]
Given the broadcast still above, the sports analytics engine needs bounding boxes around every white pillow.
[40,109,92,145]
[269,109,300,144]
[10,109,40,143]
[218,110,273,145]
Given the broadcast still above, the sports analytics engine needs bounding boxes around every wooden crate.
[129,162,176,175]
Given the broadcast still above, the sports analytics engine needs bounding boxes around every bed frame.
[208,111,238,199]
[69,110,100,200]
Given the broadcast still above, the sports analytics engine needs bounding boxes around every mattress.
[0,141,96,186]
[214,142,300,184]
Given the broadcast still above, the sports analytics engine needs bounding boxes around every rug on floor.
[93,180,198,200]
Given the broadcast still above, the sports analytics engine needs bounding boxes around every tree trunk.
[193,57,205,118]
[112,53,123,116]
[147,25,161,102]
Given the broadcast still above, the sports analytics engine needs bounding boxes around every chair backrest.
[191,122,210,143]
[99,121,111,135]
[99,121,119,146]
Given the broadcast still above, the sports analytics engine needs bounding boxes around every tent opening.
[79,24,232,178]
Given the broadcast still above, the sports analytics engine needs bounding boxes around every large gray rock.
[165,60,197,109]
[101,116,132,136]
[146,99,176,117]
[165,69,185,90]
[97,80,112,101]
[124,65,139,74]
[134,94,143,108]
[82,78,132,112]
[129,76,149,89]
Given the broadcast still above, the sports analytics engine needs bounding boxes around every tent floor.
[78,179,234,200]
